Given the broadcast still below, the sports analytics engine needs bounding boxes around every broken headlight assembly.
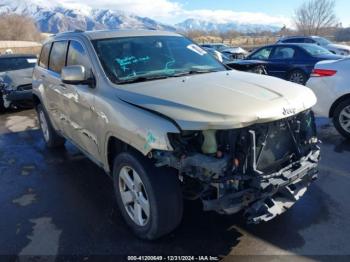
[0,81,13,95]
[152,110,320,223]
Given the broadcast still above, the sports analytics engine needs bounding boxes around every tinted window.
[249,47,273,60]
[0,57,37,72]
[304,38,316,44]
[300,44,332,56]
[39,43,51,68]
[49,41,68,74]
[283,38,304,43]
[270,47,295,59]
[67,41,92,77]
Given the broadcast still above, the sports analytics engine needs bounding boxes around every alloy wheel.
[339,105,350,133]
[289,71,305,84]
[118,166,150,226]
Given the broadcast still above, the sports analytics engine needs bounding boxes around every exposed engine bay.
[153,110,320,223]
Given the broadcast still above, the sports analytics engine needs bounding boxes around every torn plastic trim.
[245,172,316,224]
[201,148,319,217]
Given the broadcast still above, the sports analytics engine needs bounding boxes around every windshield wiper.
[116,75,170,84]
[172,69,221,77]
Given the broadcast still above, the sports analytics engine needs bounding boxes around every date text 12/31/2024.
[127,256,220,261]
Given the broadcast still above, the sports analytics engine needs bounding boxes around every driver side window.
[250,47,273,60]
[67,40,92,78]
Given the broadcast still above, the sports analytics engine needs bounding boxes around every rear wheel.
[36,104,65,148]
[113,152,183,240]
[333,99,350,139]
[288,70,307,85]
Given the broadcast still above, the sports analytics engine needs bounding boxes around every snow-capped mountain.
[0,0,175,33]
[176,19,281,33]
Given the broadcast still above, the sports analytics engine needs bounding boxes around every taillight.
[311,69,337,77]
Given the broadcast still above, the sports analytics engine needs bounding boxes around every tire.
[0,94,5,113]
[113,151,183,240]
[0,89,8,113]
[333,99,350,139]
[288,70,307,85]
[36,104,66,148]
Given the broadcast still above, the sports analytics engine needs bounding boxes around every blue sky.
[62,0,350,27]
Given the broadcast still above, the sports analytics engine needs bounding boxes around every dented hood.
[116,70,317,130]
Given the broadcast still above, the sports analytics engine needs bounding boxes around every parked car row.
[227,43,343,85]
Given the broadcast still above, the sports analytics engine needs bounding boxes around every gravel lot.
[0,109,350,261]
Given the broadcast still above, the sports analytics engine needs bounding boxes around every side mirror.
[61,65,95,86]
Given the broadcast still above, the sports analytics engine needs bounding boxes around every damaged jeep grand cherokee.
[32,30,320,240]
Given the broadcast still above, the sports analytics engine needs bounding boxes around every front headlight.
[339,49,350,55]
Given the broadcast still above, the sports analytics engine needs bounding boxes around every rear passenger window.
[304,38,316,44]
[39,43,51,69]
[49,41,68,74]
[270,47,296,59]
[284,38,304,43]
[67,41,92,76]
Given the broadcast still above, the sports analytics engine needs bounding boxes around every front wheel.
[36,104,66,148]
[333,99,350,139]
[113,152,183,240]
[288,70,307,85]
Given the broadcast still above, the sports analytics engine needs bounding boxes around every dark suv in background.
[0,54,37,112]
[277,36,350,56]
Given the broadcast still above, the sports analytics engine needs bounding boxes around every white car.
[307,58,350,138]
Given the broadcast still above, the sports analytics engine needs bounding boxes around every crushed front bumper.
[202,148,320,222]
[1,89,32,108]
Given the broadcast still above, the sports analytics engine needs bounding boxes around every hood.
[327,43,350,51]
[115,70,317,130]
[0,68,33,89]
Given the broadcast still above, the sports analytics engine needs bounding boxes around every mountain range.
[0,0,281,34]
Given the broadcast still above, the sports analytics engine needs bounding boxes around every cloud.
[59,0,291,26]
[60,0,182,19]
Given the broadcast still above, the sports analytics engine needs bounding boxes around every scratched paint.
[144,131,156,150]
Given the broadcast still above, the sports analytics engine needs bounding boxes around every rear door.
[45,41,71,136]
[268,46,297,79]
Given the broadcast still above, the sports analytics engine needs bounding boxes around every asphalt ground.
[0,109,350,262]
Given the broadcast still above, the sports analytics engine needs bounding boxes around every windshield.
[301,44,332,56]
[315,37,332,46]
[0,57,37,72]
[92,36,226,84]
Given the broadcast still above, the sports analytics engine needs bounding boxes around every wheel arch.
[329,93,350,118]
[105,135,146,176]
[32,94,41,107]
